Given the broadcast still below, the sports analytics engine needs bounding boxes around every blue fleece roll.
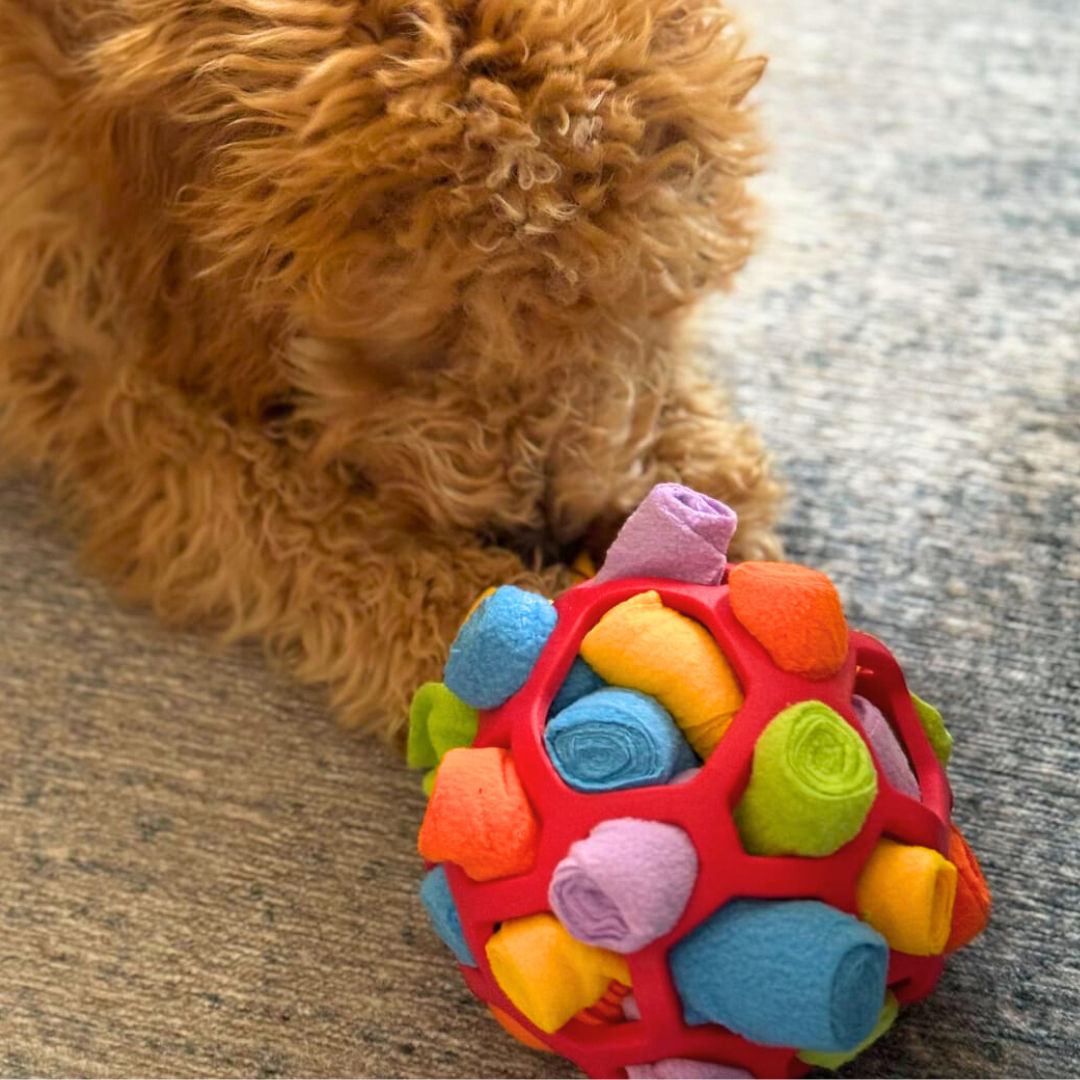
[419,865,475,967]
[544,688,699,793]
[549,656,607,717]
[444,587,558,710]
[670,899,889,1052]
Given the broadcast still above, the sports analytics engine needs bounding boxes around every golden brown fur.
[0,0,781,742]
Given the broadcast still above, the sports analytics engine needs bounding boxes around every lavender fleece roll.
[852,695,920,799]
[626,1061,752,1080]
[594,483,738,586]
[548,817,699,953]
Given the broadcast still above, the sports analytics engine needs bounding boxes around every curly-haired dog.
[0,0,782,742]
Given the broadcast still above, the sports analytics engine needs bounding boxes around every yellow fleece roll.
[465,587,498,620]
[580,591,744,758]
[570,550,598,582]
[486,913,631,1034]
[856,839,958,955]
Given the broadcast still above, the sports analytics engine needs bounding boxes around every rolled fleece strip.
[419,864,475,967]
[421,768,439,798]
[856,838,957,955]
[418,746,540,882]
[544,687,698,793]
[669,898,889,1052]
[851,694,920,799]
[626,1061,751,1079]
[444,586,558,709]
[734,700,878,857]
[407,682,478,768]
[799,991,899,1069]
[549,656,607,717]
[549,817,698,952]
[945,824,992,952]
[570,550,598,583]
[727,561,848,680]
[486,913,631,1034]
[580,591,744,758]
[911,691,953,766]
[488,1005,548,1052]
[594,483,738,587]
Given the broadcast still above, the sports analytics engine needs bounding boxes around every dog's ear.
[83,0,764,363]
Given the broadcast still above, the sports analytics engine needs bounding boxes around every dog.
[0,0,781,744]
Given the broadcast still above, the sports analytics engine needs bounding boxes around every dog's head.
[92,0,763,378]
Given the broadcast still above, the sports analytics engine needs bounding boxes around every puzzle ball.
[408,484,991,1079]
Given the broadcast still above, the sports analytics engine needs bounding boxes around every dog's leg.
[544,352,783,566]
[650,367,785,563]
[0,355,568,742]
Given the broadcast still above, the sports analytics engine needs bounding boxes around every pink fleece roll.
[852,695,920,799]
[595,483,737,586]
[626,1060,752,1079]
[549,817,698,953]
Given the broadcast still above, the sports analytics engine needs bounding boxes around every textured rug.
[1,0,1077,1076]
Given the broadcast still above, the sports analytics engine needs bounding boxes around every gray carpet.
[1,0,1077,1076]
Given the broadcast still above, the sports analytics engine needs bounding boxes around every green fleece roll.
[407,682,480,795]
[735,701,878,857]
[911,692,953,767]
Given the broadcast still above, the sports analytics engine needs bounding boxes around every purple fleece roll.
[548,817,698,953]
[595,483,738,586]
[852,695,920,799]
[626,1060,752,1079]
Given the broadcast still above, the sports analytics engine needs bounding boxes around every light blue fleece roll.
[419,864,475,967]
[544,687,698,792]
[444,586,558,710]
[670,899,889,1052]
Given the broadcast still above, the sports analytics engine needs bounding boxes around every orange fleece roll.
[579,590,744,758]
[488,1005,550,1052]
[418,747,540,882]
[728,562,848,680]
[856,839,958,955]
[486,913,632,1034]
[945,825,992,952]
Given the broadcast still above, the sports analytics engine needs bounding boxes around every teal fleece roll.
[549,656,606,717]
[544,688,698,792]
[670,899,889,1052]
[420,864,476,967]
[444,586,557,709]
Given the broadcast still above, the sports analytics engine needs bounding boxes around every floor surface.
[1,0,1077,1075]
